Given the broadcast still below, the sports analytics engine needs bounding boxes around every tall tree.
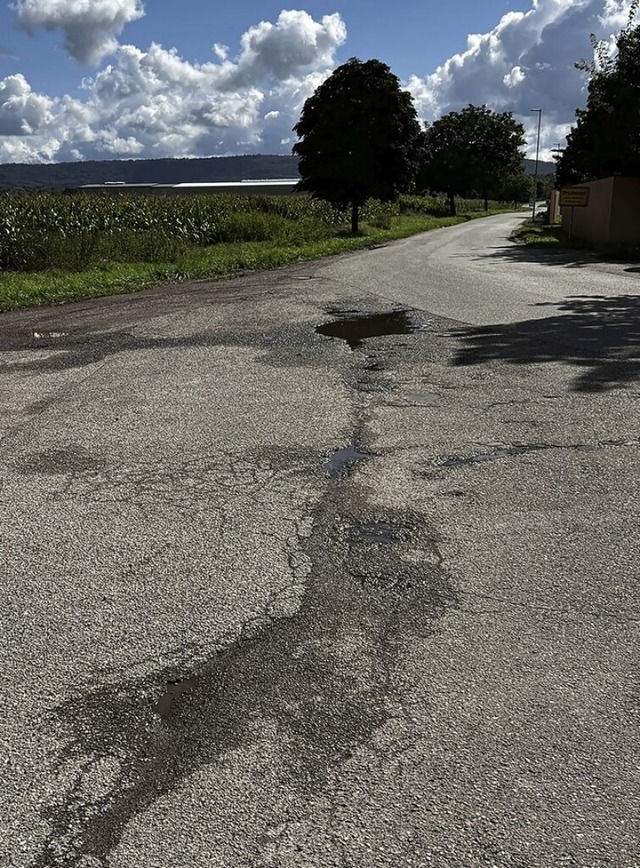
[557,2,640,185]
[293,58,423,234]
[499,172,534,207]
[418,105,526,215]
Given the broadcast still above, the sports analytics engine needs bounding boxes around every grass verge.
[511,218,582,249]
[0,208,512,313]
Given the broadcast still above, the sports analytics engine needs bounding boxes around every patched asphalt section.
[31,461,456,867]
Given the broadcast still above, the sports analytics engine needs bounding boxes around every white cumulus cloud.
[0,9,346,162]
[226,10,346,87]
[408,0,638,158]
[0,74,56,135]
[2,2,636,165]
[14,0,145,64]
[503,65,525,87]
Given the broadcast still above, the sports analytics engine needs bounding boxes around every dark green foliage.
[293,58,423,233]
[398,195,511,216]
[418,104,526,215]
[535,175,555,200]
[498,172,534,205]
[557,2,640,185]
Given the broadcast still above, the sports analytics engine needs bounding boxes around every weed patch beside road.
[512,219,583,249]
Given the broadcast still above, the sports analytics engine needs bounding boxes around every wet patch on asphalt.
[0,306,435,381]
[16,446,107,476]
[432,442,553,467]
[21,302,457,865]
[323,436,372,477]
[0,330,226,375]
[153,676,199,720]
[343,518,414,547]
[31,463,457,867]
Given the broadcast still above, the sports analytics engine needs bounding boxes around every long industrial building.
[79,179,300,195]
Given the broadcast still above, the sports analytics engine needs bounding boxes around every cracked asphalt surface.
[1,212,640,867]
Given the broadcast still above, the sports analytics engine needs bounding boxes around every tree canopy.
[293,57,423,234]
[557,2,640,185]
[418,105,526,215]
[498,172,534,206]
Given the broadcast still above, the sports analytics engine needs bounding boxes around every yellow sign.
[560,187,590,207]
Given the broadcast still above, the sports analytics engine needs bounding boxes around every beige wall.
[609,177,640,244]
[561,176,640,246]
[561,177,613,245]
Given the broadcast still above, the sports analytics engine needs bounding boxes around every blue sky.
[0,0,635,163]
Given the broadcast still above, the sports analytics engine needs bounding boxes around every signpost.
[559,186,591,239]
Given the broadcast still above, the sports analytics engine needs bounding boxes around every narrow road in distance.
[316,211,640,324]
[1,213,639,867]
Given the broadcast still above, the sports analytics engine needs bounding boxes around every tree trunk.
[448,192,456,217]
[351,202,359,235]
[484,195,489,212]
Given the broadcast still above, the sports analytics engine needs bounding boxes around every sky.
[0,0,636,164]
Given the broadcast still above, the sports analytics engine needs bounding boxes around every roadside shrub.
[399,195,450,217]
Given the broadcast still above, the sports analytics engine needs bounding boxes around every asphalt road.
[1,213,639,867]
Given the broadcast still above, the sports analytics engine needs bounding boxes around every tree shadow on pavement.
[452,294,640,393]
[465,238,640,270]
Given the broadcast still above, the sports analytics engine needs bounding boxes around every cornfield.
[0,191,499,273]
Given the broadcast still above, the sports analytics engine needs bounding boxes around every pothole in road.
[324,438,371,476]
[315,311,416,350]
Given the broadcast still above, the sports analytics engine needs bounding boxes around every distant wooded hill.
[0,154,556,191]
[0,155,300,191]
[523,158,556,176]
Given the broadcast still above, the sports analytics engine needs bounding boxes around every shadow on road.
[465,242,612,269]
[452,294,640,393]
[461,233,640,271]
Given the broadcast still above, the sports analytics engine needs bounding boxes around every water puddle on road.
[324,439,371,476]
[153,676,198,719]
[316,311,415,350]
